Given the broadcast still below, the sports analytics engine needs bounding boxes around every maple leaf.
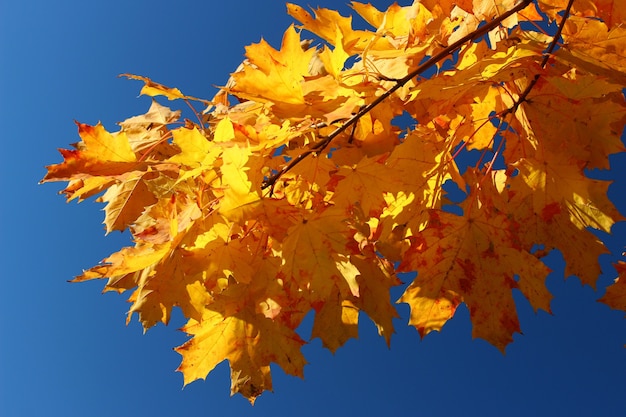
[217,146,263,221]
[286,3,373,54]
[119,100,181,156]
[123,243,214,329]
[233,25,313,101]
[42,0,626,403]
[97,172,158,233]
[398,190,550,351]
[351,254,401,346]
[42,122,137,181]
[310,289,360,353]
[75,243,170,293]
[538,0,626,28]
[556,16,626,85]
[175,275,307,404]
[280,205,360,302]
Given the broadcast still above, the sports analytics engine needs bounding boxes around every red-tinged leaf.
[399,200,550,352]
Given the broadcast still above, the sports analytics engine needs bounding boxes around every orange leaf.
[599,261,626,314]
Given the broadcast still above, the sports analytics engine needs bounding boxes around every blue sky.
[1,1,625,416]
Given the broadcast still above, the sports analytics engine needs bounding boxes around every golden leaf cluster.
[42,0,626,403]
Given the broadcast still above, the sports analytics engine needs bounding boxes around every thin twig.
[501,0,575,116]
[184,99,205,130]
[261,0,533,190]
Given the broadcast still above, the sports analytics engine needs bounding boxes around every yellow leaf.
[97,172,158,233]
[318,29,350,78]
[214,117,235,143]
[352,255,401,346]
[558,17,626,85]
[119,100,181,154]
[62,176,115,202]
[538,0,626,29]
[508,157,621,287]
[74,243,170,285]
[599,262,626,314]
[287,3,373,53]
[218,146,261,221]
[77,122,136,162]
[41,122,148,184]
[175,284,306,403]
[169,127,212,166]
[121,73,185,101]
[280,206,356,302]
[311,291,359,353]
[127,246,212,328]
[351,2,432,45]
[230,25,313,105]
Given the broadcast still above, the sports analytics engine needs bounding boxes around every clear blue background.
[1,1,625,416]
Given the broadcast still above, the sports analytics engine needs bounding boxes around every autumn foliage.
[42,0,626,403]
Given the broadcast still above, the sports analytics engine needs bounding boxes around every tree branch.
[262,0,533,191]
[501,0,574,116]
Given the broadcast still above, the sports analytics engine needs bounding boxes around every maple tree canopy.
[42,0,626,403]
